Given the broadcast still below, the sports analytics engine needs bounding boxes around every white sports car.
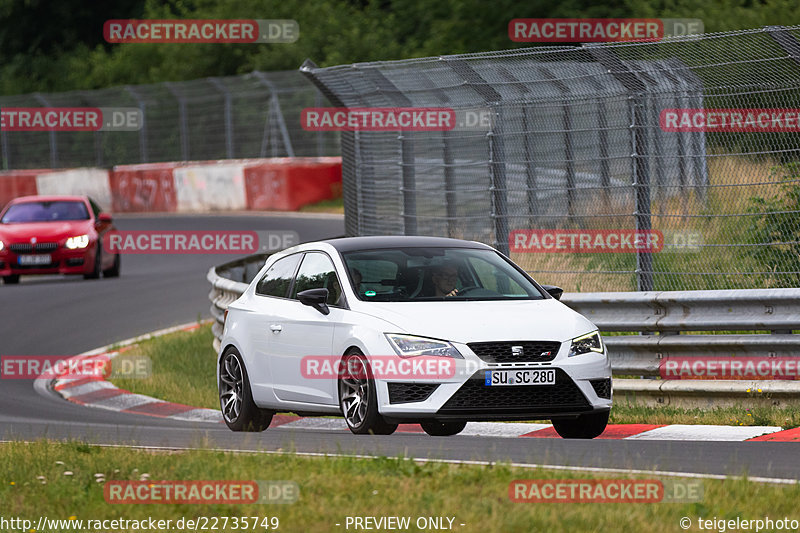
[218,236,612,438]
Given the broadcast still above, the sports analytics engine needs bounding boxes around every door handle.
[270,324,283,332]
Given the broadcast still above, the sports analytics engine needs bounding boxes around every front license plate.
[18,254,51,265]
[485,368,556,386]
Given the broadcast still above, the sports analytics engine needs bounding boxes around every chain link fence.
[0,70,339,170]
[301,25,800,292]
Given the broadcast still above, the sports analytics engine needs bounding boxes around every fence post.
[442,59,508,254]
[586,44,652,291]
[165,82,189,161]
[33,93,58,168]
[252,72,296,158]
[208,78,234,159]
[299,59,361,237]
[359,69,419,236]
[541,67,576,219]
[1,104,10,169]
[125,86,148,163]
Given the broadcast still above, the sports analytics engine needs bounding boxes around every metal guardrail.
[208,255,800,407]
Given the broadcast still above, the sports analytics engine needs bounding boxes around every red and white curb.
[48,323,800,441]
[51,322,220,424]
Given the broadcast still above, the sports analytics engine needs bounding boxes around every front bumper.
[376,340,612,422]
[0,248,93,276]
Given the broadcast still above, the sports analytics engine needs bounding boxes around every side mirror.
[97,212,113,224]
[541,285,563,300]
[297,288,330,315]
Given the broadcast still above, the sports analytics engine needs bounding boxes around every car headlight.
[385,334,463,358]
[569,331,604,357]
[65,234,90,250]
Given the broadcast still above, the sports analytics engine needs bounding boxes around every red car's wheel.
[83,245,102,280]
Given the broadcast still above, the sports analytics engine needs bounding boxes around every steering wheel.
[455,285,480,296]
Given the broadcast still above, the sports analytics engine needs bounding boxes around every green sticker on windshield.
[365,290,376,297]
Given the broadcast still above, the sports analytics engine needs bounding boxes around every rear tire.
[420,420,467,436]
[103,253,121,278]
[83,245,102,280]
[3,275,20,285]
[338,350,397,435]
[219,347,273,432]
[552,410,609,439]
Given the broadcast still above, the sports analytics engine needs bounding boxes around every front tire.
[552,410,609,439]
[83,245,102,280]
[420,420,467,436]
[103,253,121,278]
[2,275,20,285]
[338,350,397,435]
[219,347,273,432]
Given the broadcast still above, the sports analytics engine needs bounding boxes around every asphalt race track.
[1,214,798,483]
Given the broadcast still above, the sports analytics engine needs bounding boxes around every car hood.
[350,298,597,344]
[0,221,93,243]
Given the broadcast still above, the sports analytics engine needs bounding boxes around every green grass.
[609,404,800,429]
[1,440,799,533]
[112,324,219,410]
[299,196,344,214]
[111,325,800,429]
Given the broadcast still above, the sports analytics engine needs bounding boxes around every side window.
[88,198,102,219]
[347,259,398,296]
[291,253,342,306]
[255,254,302,298]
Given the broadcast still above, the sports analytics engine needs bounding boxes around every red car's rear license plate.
[18,254,52,265]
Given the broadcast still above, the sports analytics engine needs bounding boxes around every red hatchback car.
[0,195,120,284]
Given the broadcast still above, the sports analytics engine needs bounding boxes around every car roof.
[320,235,494,252]
[10,195,89,204]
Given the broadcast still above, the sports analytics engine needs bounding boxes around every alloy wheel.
[340,355,370,429]
[219,352,244,423]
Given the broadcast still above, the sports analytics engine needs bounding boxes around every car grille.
[387,383,439,404]
[8,242,59,253]
[438,368,589,414]
[590,378,612,399]
[467,341,561,364]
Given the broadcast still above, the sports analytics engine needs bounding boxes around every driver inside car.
[431,263,460,297]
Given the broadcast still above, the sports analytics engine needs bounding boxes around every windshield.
[1,201,90,223]
[341,247,545,302]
